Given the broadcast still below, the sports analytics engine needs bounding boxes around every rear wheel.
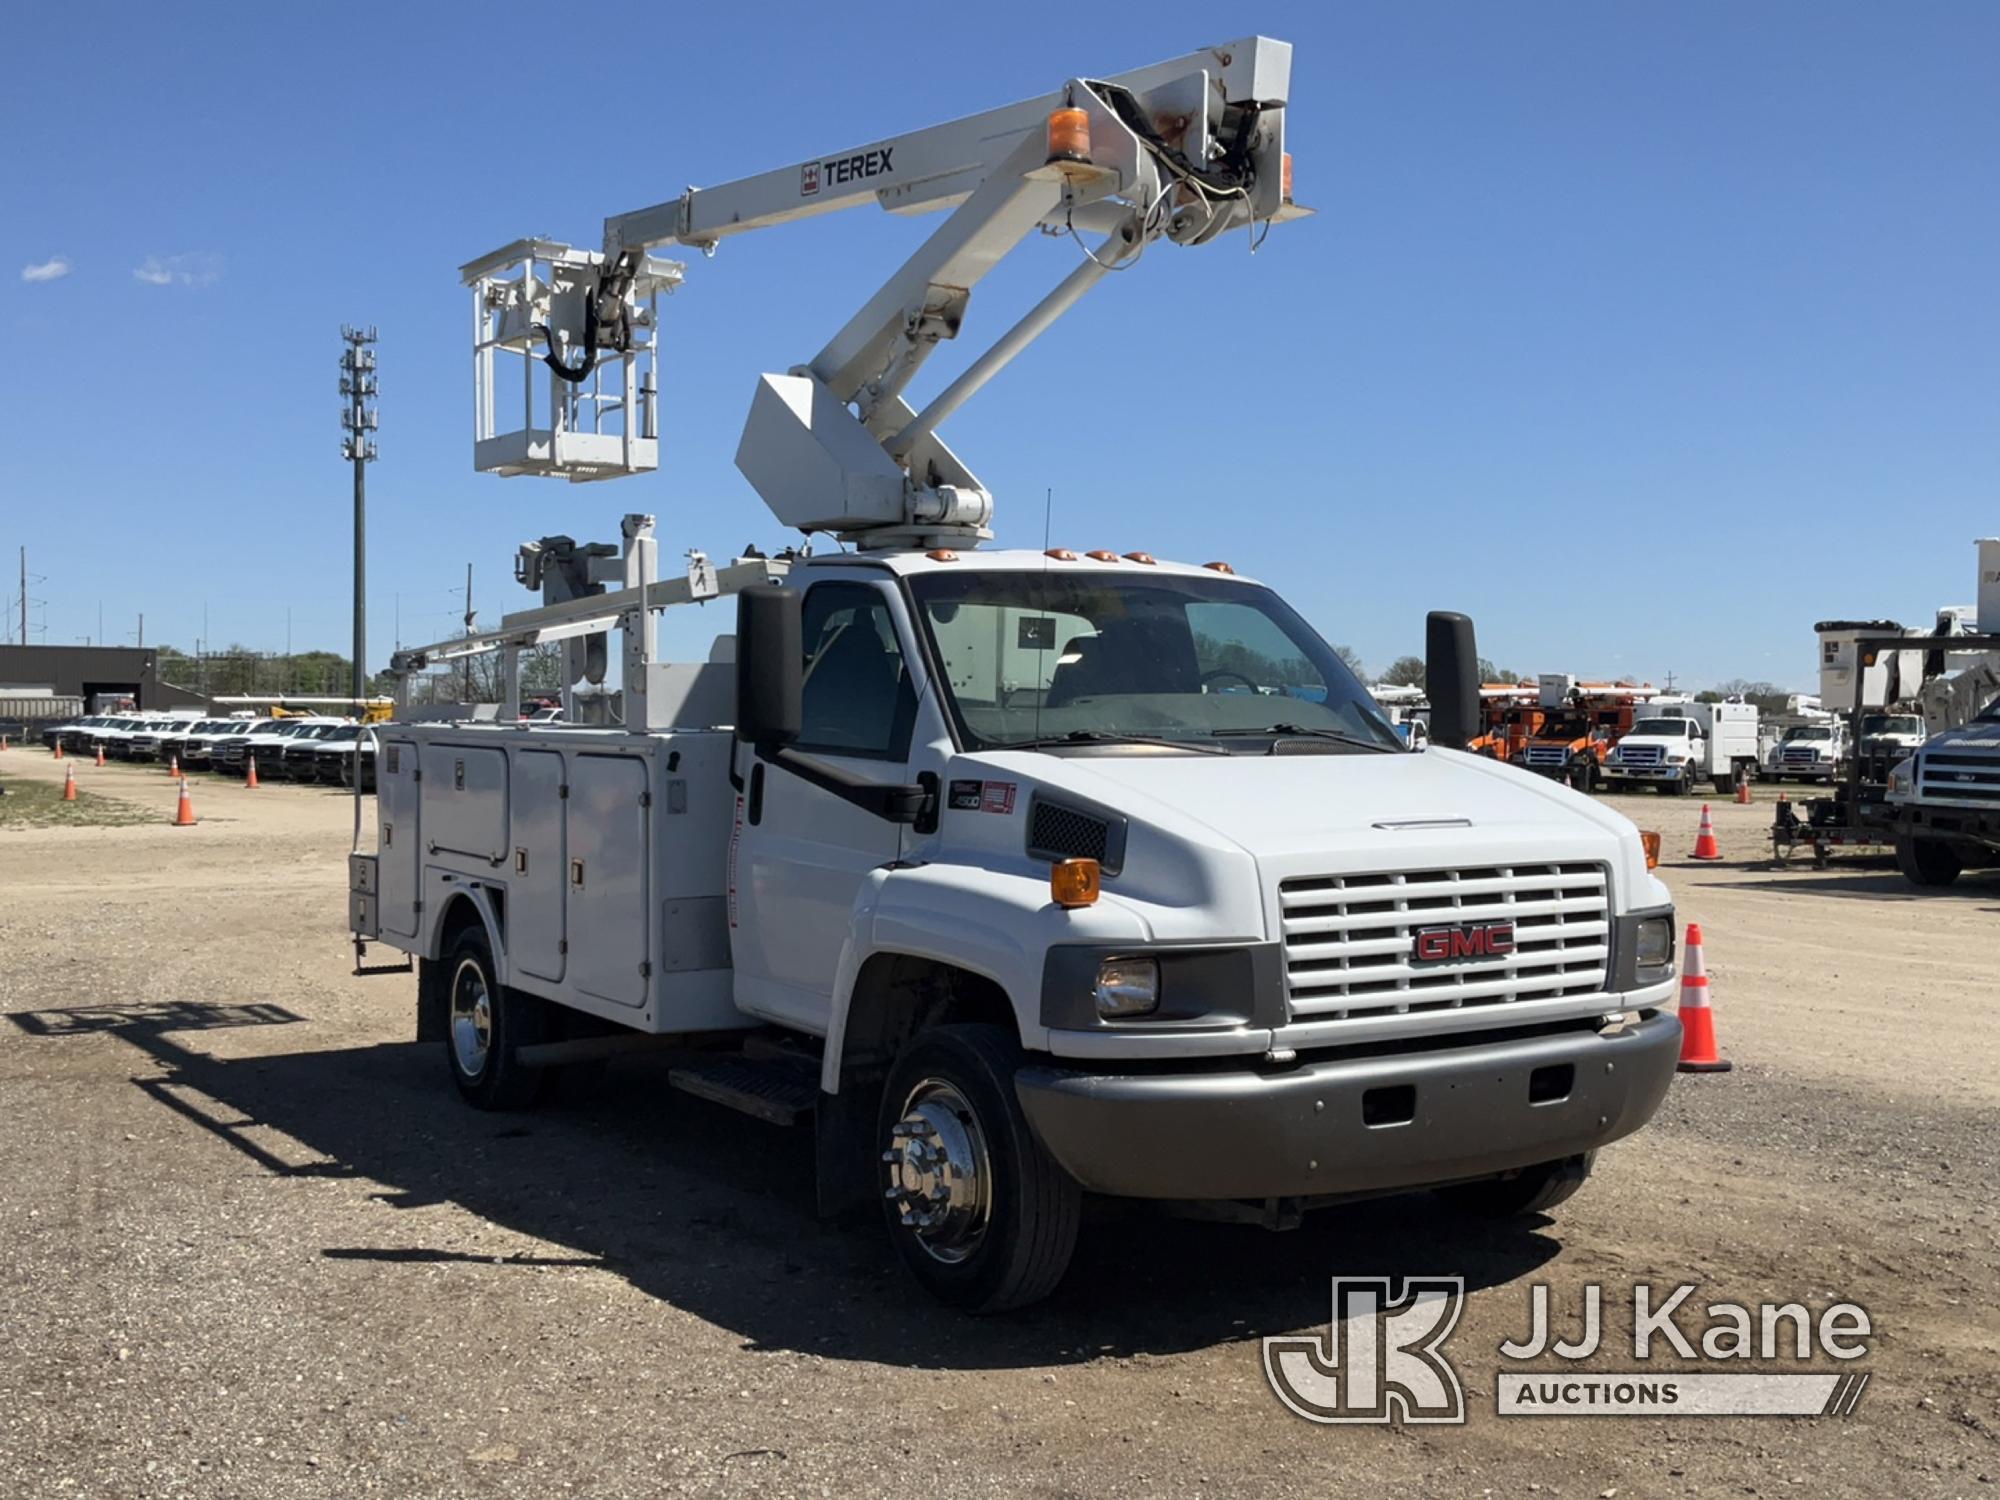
[1895,835,1963,889]
[441,924,549,1109]
[877,1024,1080,1313]
[1434,1152,1595,1218]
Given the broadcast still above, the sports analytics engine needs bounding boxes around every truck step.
[667,1057,818,1127]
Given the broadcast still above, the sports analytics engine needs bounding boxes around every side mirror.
[735,585,802,747]
[1425,611,1479,751]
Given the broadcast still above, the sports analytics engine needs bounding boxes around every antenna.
[1032,487,1055,746]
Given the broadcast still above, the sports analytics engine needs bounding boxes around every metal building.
[0,645,208,714]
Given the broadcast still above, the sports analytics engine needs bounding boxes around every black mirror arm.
[758,743,932,826]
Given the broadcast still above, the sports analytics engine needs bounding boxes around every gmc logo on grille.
[1412,922,1515,964]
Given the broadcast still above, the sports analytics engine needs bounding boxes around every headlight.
[1887,757,1914,799]
[1606,747,1623,763]
[1666,752,1688,764]
[1093,957,1159,1018]
[1634,915,1675,979]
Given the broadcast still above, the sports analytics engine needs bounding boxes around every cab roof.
[807,547,1261,586]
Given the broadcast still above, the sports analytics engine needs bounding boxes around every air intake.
[1026,797,1124,874]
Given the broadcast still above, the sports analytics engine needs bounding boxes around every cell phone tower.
[340,326,380,710]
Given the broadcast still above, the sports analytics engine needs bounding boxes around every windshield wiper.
[1209,723,1399,754]
[992,729,1229,756]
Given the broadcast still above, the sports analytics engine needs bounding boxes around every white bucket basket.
[461,239,683,482]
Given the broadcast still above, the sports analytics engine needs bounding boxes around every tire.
[441,924,549,1109]
[1712,775,1734,796]
[1895,835,1963,889]
[1434,1152,1595,1218]
[877,1023,1081,1313]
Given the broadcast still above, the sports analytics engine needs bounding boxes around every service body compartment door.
[376,738,421,941]
[510,749,567,984]
[568,753,650,1009]
[420,743,510,863]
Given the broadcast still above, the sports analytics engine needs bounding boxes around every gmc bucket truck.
[348,38,1683,1312]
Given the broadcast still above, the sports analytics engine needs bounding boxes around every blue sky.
[2,1,1994,690]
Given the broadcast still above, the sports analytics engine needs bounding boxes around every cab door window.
[796,583,917,759]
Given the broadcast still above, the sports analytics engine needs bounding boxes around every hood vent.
[1026,796,1126,875]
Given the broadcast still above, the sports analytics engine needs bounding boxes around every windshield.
[1783,726,1832,742]
[906,570,1401,752]
[1630,717,1691,736]
[1862,715,1921,735]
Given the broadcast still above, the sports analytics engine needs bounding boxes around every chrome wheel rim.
[450,957,493,1078]
[882,1079,993,1264]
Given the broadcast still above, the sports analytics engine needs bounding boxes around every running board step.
[667,1057,818,1127]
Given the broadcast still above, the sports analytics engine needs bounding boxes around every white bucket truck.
[1602,701,1760,796]
[349,39,1683,1310]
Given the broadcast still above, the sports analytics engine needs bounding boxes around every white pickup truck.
[351,554,1683,1311]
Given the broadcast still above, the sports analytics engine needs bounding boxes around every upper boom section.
[603,38,1294,253]
[461,37,1304,543]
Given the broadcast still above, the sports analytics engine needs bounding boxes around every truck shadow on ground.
[1708,869,2000,901]
[10,1001,1562,1372]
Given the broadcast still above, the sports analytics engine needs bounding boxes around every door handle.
[570,858,585,889]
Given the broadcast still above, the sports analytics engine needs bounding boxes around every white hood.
[964,746,1662,934]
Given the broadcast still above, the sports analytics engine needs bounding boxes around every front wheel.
[1895,835,1963,889]
[877,1024,1080,1313]
[1434,1152,1595,1218]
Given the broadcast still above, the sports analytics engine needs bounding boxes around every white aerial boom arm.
[461,37,1302,546]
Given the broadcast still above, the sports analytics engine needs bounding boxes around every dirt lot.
[1,748,1995,1497]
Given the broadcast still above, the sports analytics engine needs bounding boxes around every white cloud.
[133,252,221,288]
[20,255,71,283]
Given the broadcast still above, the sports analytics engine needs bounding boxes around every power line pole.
[17,547,24,646]
[340,326,380,712]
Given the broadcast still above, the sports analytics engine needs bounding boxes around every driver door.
[729,579,917,1034]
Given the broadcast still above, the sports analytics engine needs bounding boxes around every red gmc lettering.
[1414,924,1514,962]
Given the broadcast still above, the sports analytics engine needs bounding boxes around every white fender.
[421,869,512,985]
[819,862,1153,1094]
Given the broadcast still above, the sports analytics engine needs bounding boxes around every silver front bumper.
[1015,1012,1681,1202]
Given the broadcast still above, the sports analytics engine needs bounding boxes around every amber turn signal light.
[1050,858,1101,908]
[1640,830,1662,870]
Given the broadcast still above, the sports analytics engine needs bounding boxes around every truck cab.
[1860,712,1925,757]
[1602,714,1706,795]
[1767,721,1845,783]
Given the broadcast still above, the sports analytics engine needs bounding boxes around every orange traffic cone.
[1675,923,1731,1073]
[166,754,180,779]
[62,764,77,801]
[95,744,106,767]
[1734,776,1752,806]
[0,735,8,751]
[245,753,260,790]
[52,740,62,760]
[1691,803,1722,861]
[172,776,198,827]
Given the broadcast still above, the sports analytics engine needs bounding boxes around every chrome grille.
[1279,863,1610,1023]
[1618,744,1663,766]
[1523,745,1570,767]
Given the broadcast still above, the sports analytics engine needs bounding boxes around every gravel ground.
[0,750,1995,1497]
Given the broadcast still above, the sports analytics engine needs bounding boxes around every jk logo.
[1263,1277,1467,1424]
